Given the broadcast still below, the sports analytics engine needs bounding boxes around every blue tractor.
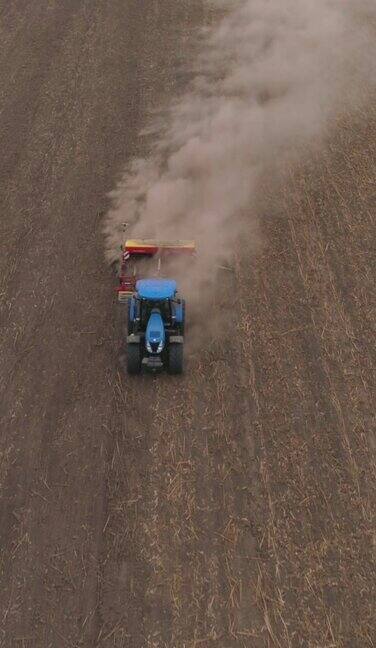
[126,278,185,374]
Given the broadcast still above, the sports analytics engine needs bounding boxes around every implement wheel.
[127,343,141,375]
[168,343,183,375]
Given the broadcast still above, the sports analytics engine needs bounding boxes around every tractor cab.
[126,279,185,374]
[137,279,177,327]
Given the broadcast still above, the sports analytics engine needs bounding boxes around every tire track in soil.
[97,269,265,646]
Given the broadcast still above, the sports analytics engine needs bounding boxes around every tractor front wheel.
[168,343,183,375]
[127,343,142,374]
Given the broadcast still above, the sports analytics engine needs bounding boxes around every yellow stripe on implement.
[125,239,196,250]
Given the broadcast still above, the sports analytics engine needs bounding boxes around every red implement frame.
[116,239,196,301]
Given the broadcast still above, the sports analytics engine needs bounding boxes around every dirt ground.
[0,2,375,647]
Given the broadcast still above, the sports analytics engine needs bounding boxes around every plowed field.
[0,3,375,647]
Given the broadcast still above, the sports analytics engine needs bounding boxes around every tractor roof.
[136,279,177,300]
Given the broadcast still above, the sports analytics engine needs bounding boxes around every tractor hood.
[146,310,165,353]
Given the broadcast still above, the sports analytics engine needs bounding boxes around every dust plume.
[104,0,376,290]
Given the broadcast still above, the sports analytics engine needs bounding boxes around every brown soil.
[0,3,375,647]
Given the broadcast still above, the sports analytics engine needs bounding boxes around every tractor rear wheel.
[180,299,186,335]
[127,299,134,335]
[127,342,142,374]
[168,343,183,374]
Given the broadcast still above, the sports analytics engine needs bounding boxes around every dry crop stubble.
[232,99,376,645]
[104,49,375,647]
[0,0,375,646]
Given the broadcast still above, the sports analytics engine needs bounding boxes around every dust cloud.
[104,0,376,296]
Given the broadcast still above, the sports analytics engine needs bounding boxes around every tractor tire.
[180,299,186,336]
[168,343,184,375]
[127,342,142,375]
[127,299,134,335]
